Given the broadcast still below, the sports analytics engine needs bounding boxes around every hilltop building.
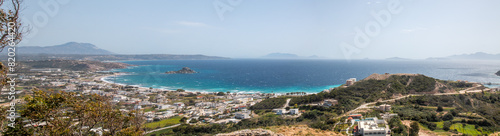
[346,78,357,86]
[378,104,391,112]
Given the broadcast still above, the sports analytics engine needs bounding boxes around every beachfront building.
[346,78,357,86]
[357,117,388,136]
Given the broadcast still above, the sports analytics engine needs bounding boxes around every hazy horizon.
[18,0,500,59]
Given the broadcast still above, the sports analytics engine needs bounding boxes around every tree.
[443,121,451,131]
[409,121,419,136]
[176,89,185,92]
[437,106,444,112]
[427,122,437,131]
[180,117,187,124]
[0,0,25,96]
[16,89,144,136]
[442,113,454,121]
[217,91,225,96]
[0,0,24,50]
[189,119,198,123]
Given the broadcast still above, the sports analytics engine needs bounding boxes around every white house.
[289,109,299,115]
[273,109,287,115]
[235,110,251,119]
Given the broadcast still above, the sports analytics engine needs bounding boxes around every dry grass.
[267,125,341,136]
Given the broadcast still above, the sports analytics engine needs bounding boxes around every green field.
[435,121,444,129]
[144,116,182,129]
[450,123,482,135]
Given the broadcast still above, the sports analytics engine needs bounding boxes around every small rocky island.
[496,70,500,76]
[165,67,198,74]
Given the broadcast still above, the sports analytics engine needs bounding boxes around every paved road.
[144,123,181,134]
[283,98,291,109]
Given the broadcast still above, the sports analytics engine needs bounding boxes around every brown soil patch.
[401,120,438,136]
[267,125,341,136]
[363,73,421,81]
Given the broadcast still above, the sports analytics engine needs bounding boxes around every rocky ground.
[216,128,284,136]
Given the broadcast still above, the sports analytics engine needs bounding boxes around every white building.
[157,104,174,110]
[346,78,357,86]
[357,117,387,136]
[378,104,391,112]
[273,109,287,115]
[289,109,299,115]
[235,112,251,119]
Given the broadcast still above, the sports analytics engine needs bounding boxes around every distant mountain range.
[0,42,229,61]
[427,52,500,60]
[16,42,114,55]
[261,53,324,59]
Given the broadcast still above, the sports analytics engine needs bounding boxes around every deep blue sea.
[104,59,500,93]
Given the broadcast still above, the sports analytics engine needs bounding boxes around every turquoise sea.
[104,59,500,93]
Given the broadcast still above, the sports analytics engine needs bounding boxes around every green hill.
[288,73,474,115]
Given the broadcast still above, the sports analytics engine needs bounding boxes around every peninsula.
[165,67,198,74]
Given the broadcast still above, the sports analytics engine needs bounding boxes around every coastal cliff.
[165,67,197,74]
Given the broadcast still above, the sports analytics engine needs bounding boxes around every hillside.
[391,93,500,134]
[15,42,114,55]
[18,60,132,72]
[288,73,476,114]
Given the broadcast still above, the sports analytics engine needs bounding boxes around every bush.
[443,121,451,131]
[437,106,443,112]
[442,113,454,121]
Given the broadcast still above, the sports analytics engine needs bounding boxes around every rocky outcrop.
[496,70,500,76]
[216,129,284,136]
[165,67,197,74]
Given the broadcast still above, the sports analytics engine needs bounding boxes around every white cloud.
[366,2,372,4]
[176,21,208,27]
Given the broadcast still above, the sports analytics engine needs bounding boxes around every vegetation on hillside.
[1,89,144,135]
[391,93,500,135]
[288,74,444,115]
[249,97,286,110]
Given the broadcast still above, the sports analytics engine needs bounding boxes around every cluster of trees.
[394,93,500,132]
[405,75,436,92]
[440,80,474,89]
[249,97,286,110]
[0,89,144,135]
[388,116,408,136]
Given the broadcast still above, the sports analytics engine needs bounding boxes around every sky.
[15,0,500,59]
